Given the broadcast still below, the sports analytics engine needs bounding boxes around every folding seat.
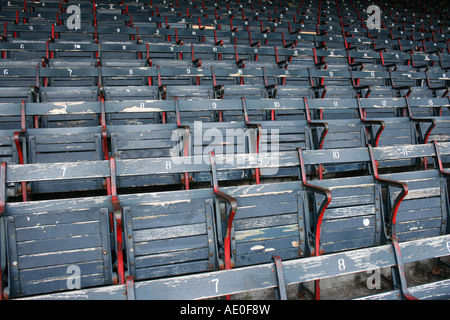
[103,154,222,281]
[219,180,308,267]
[104,100,165,126]
[297,147,384,284]
[362,97,436,170]
[101,66,150,87]
[49,42,99,65]
[304,97,386,176]
[241,98,312,179]
[263,67,314,99]
[0,101,32,130]
[26,127,105,194]
[0,66,36,102]
[121,188,218,280]
[189,121,256,183]
[6,24,53,41]
[109,123,185,189]
[387,68,436,98]
[0,162,115,298]
[156,66,216,100]
[200,150,310,271]
[100,66,160,101]
[0,40,48,62]
[370,142,450,243]
[28,100,101,129]
[308,68,369,99]
[95,12,134,42]
[168,98,239,124]
[199,66,267,100]
[36,66,100,102]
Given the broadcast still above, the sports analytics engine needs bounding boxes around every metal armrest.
[368,145,409,239]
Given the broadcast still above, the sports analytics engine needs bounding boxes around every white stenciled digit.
[62,167,66,177]
[338,258,346,271]
[211,279,219,293]
[165,161,172,170]
[257,155,263,166]
[212,102,217,109]
[333,151,340,159]
[128,69,133,75]
[273,101,280,108]
[3,69,8,75]
[68,69,73,75]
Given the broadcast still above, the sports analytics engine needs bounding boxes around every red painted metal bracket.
[349,68,372,98]
[174,98,191,189]
[109,157,125,285]
[0,162,5,300]
[303,97,329,150]
[303,97,329,179]
[211,66,224,99]
[367,144,409,239]
[100,97,111,195]
[356,96,385,147]
[388,68,412,97]
[433,141,450,177]
[126,276,135,300]
[297,148,332,300]
[241,97,262,184]
[14,100,27,201]
[209,151,237,300]
[404,96,436,145]
[391,238,419,300]
[307,67,327,98]
[209,151,237,272]
[272,256,287,300]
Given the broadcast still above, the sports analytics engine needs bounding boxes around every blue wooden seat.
[369,143,450,243]
[222,181,308,266]
[109,123,184,188]
[122,189,217,280]
[0,162,115,298]
[27,127,105,193]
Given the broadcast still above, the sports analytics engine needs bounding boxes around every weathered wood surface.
[21,234,450,300]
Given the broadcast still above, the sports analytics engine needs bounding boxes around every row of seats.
[0,65,448,103]
[1,142,450,298]
[0,0,449,300]
[0,96,448,193]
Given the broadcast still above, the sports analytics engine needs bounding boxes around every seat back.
[122,189,217,280]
